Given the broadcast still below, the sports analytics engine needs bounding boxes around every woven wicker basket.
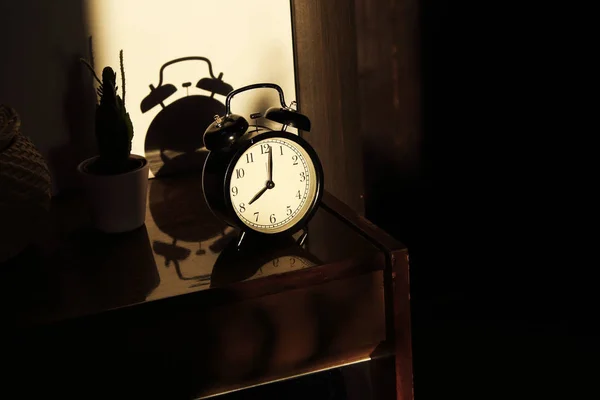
[0,105,52,263]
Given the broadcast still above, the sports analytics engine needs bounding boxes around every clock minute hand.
[267,146,273,182]
[248,186,268,205]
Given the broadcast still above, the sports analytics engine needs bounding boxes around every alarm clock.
[202,83,324,246]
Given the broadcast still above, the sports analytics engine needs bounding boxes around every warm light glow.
[84,0,297,175]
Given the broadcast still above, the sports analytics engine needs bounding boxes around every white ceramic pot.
[77,154,149,233]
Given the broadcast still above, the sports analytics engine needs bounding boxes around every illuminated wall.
[0,1,296,188]
[85,0,297,177]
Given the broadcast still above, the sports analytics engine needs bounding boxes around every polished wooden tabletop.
[1,173,409,399]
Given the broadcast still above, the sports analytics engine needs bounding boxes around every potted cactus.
[77,50,149,233]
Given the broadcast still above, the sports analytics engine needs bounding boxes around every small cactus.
[81,49,134,174]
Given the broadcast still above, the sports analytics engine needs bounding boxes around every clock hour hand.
[248,186,268,205]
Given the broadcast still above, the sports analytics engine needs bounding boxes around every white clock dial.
[229,137,318,233]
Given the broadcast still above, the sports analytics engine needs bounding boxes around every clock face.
[229,137,318,234]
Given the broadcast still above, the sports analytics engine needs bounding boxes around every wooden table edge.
[322,192,413,399]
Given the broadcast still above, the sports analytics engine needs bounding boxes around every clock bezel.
[222,130,324,237]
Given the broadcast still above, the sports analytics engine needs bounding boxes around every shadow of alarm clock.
[141,56,233,177]
[202,83,324,248]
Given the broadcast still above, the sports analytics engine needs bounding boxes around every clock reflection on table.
[210,232,322,287]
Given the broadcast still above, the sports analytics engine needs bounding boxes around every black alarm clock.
[202,83,324,246]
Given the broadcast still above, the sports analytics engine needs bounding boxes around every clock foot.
[236,230,246,249]
[296,227,309,248]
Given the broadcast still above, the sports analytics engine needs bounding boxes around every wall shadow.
[141,56,233,177]
[51,52,97,192]
[0,1,96,194]
[143,57,233,276]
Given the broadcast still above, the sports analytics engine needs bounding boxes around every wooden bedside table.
[1,173,412,399]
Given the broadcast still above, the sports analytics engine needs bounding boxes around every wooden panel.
[195,270,387,398]
[291,0,365,213]
[321,192,406,252]
[5,270,387,399]
[354,0,421,227]
[392,249,413,400]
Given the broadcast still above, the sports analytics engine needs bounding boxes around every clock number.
[231,186,238,196]
[272,258,279,267]
[296,190,301,199]
[254,212,259,222]
[280,146,284,155]
[300,172,306,182]
[292,155,298,165]
[239,203,246,213]
[270,214,277,223]
[246,153,254,163]
[261,144,271,154]
[286,205,292,216]
[235,168,245,179]
[290,258,296,267]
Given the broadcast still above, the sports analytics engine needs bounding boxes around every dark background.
[1,0,594,398]
[294,0,589,329]
[364,2,596,399]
